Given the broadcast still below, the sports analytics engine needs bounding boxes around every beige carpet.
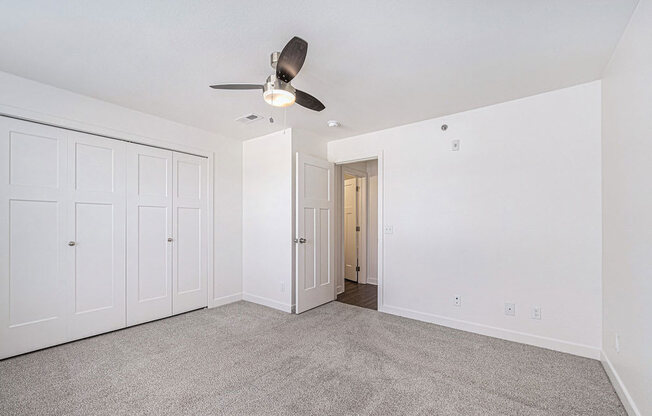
[0,301,625,415]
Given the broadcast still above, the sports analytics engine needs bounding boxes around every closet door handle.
[167,237,173,242]
[68,241,76,246]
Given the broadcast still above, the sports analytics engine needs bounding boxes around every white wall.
[242,130,294,312]
[0,71,243,307]
[328,82,603,358]
[601,1,652,414]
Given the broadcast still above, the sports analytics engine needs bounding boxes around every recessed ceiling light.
[327,120,341,128]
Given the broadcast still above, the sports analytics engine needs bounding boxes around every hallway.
[336,280,377,310]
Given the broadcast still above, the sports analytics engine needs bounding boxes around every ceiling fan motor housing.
[270,52,280,69]
[264,74,295,94]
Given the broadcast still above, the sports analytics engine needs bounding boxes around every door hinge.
[356,226,360,231]
[356,186,360,191]
[356,266,361,272]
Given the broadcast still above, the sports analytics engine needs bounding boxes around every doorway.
[344,173,361,282]
[335,160,378,310]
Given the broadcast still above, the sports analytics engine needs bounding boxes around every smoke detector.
[327,120,341,128]
[235,113,263,124]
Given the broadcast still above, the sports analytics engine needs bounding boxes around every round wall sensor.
[327,120,341,128]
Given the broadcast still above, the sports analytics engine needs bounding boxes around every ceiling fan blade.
[276,37,308,83]
[295,89,325,112]
[210,84,263,90]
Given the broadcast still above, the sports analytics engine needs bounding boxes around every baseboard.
[380,304,600,359]
[336,285,344,295]
[601,351,641,416]
[209,292,242,308]
[242,293,293,313]
[366,276,378,285]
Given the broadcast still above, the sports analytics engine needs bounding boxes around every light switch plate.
[531,306,541,320]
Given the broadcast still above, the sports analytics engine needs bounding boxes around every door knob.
[68,241,76,246]
[294,238,307,244]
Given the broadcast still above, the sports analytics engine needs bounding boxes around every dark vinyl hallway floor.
[336,279,378,310]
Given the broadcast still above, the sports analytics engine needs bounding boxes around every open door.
[344,176,358,282]
[295,153,334,313]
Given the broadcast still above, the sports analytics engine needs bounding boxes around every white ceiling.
[0,0,638,141]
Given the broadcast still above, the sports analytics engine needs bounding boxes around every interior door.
[126,143,173,326]
[295,153,334,314]
[0,117,69,359]
[344,177,358,282]
[67,131,126,339]
[172,152,208,314]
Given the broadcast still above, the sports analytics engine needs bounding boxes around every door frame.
[0,110,216,310]
[333,153,384,310]
[341,165,368,287]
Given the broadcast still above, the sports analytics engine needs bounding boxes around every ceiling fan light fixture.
[263,75,296,107]
[210,37,325,112]
[263,88,296,107]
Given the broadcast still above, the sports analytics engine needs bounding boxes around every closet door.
[126,144,173,326]
[172,152,208,314]
[0,117,69,359]
[67,132,126,339]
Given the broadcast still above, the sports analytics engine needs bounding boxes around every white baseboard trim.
[242,293,293,313]
[366,276,378,285]
[336,285,344,295]
[601,351,641,416]
[209,292,242,308]
[379,304,600,359]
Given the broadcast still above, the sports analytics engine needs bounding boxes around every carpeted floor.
[0,301,625,415]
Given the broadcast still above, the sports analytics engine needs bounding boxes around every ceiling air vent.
[235,113,263,124]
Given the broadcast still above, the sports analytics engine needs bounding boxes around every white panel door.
[0,117,69,359]
[126,144,173,326]
[295,153,334,314]
[344,177,358,282]
[172,152,208,314]
[67,131,126,339]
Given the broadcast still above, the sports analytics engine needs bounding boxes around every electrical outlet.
[531,306,541,320]
[615,334,620,353]
[451,139,460,151]
[504,303,516,316]
[454,295,462,307]
[384,225,394,234]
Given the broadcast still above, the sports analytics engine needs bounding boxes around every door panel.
[0,117,69,359]
[127,144,173,325]
[176,207,201,293]
[73,202,114,313]
[9,200,61,326]
[296,153,334,314]
[303,208,316,290]
[344,178,358,281]
[137,206,169,301]
[67,132,126,339]
[172,153,207,314]
[319,208,330,285]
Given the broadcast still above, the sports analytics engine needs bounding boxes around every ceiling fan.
[210,36,325,112]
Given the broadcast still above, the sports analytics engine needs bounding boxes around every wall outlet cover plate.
[504,303,516,316]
